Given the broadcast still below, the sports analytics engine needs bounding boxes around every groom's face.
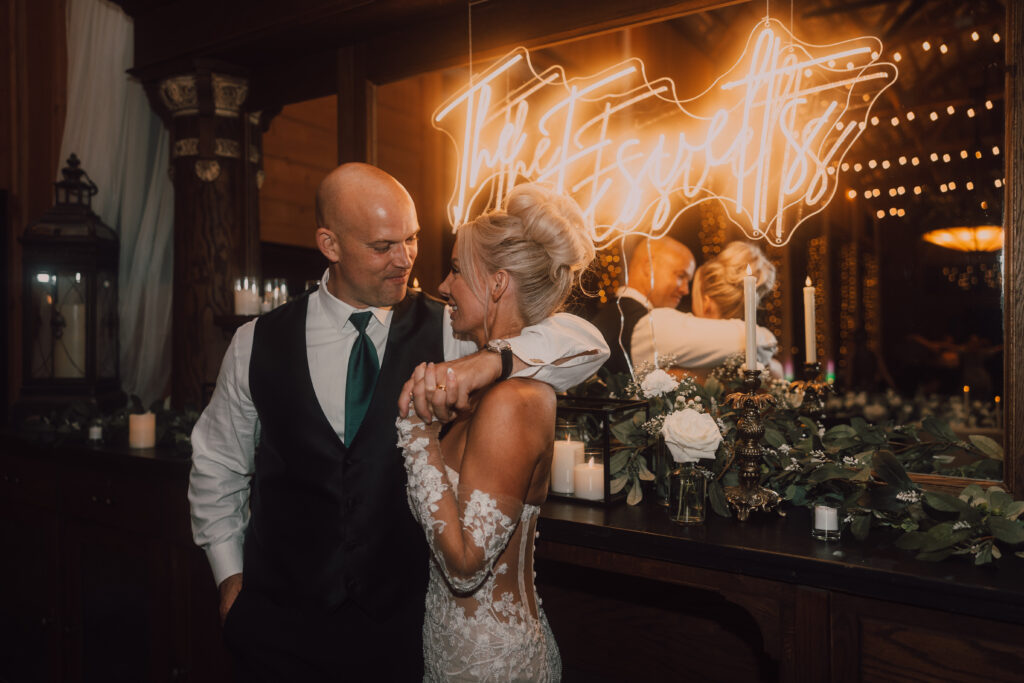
[332,200,420,309]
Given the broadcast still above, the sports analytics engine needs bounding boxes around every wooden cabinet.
[0,438,231,683]
[537,500,1024,683]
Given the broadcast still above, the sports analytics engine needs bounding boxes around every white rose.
[660,408,723,463]
[641,368,679,397]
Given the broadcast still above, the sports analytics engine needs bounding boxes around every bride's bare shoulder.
[468,379,555,439]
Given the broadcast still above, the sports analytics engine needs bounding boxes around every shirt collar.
[615,286,653,310]
[317,269,391,331]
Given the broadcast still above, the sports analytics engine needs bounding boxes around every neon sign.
[433,18,897,247]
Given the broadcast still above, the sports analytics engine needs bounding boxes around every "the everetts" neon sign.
[434,18,897,247]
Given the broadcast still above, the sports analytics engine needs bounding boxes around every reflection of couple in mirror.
[590,237,781,380]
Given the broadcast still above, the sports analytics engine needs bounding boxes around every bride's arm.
[397,377,554,593]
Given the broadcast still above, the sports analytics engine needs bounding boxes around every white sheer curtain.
[58,0,174,406]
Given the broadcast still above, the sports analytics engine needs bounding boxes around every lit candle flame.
[805,275,812,287]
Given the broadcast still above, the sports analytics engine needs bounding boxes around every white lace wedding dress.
[396,417,561,682]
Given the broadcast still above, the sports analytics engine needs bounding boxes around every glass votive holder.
[572,449,605,501]
[811,500,842,541]
[668,462,706,525]
[234,277,261,315]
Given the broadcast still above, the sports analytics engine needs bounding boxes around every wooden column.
[146,64,265,406]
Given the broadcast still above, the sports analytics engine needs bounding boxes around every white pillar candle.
[743,265,757,371]
[234,278,261,315]
[573,458,604,501]
[803,276,817,364]
[963,385,970,415]
[128,412,156,449]
[54,302,86,378]
[551,439,584,494]
[814,504,839,531]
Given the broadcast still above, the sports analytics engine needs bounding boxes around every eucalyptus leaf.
[1005,501,1024,521]
[611,420,639,446]
[974,543,994,565]
[764,428,785,448]
[872,450,912,488]
[895,530,927,550]
[988,517,1024,545]
[708,480,731,517]
[923,491,970,514]
[968,434,1004,460]
[609,451,631,475]
[610,476,628,494]
[916,549,954,562]
[988,489,1014,515]
[850,514,872,540]
[626,476,643,505]
[922,416,956,442]
[808,464,855,483]
[637,460,655,482]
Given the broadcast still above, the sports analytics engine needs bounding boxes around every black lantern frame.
[18,155,122,414]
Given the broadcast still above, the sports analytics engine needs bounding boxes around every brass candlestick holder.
[790,361,832,422]
[724,369,780,521]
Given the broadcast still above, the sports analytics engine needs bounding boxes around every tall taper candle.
[743,264,757,371]
[803,276,817,364]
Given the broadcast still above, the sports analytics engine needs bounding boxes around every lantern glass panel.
[28,271,56,379]
[53,269,88,379]
[97,270,117,378]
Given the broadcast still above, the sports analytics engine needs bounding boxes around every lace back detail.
[397,416,561,682]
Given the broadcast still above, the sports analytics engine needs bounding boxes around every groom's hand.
[218,573,243,625]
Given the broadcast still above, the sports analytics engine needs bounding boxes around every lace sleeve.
[396,416,524,593]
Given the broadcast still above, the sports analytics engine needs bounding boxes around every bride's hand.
[400,362,460,423]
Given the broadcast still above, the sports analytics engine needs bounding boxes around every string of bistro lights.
[843,28,1004,221]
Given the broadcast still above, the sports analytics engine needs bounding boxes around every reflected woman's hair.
[694,241,775,320]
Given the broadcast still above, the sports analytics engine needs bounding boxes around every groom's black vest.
[246,289,443,612]
[590,297,648,375]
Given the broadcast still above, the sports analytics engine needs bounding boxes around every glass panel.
[53,270,88,379]
[28,271,56,379]
[97,271,117,379]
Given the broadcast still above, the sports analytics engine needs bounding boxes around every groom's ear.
[316,227,341,263]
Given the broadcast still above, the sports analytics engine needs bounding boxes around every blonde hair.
[694,241,775,320]
[456,184,595,326]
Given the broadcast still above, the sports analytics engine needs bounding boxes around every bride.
[396,184,594,681]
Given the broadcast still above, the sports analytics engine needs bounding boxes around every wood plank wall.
[259,95,338,249]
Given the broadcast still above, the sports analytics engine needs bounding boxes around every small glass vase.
[668,462,706,525]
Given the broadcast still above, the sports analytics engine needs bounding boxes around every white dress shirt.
[189,270,609,585]
[630,308,779,370]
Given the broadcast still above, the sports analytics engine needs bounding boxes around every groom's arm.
[401,310,609,421]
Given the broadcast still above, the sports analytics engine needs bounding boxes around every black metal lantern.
[18,154,121,413]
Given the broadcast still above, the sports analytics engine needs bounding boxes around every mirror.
[372,0,1019,494]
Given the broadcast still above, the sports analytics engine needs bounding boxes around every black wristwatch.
[485,339,514,380]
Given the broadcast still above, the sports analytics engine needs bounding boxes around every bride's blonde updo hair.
[694,241,776,319]
[455,183,595,326]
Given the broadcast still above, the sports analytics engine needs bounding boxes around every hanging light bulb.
[971,31,980,41]
[922,41,932,51]
[893,51,902,62]
[939,43,948,54]
[847,189,857,199]
[906,111,916,121]
[993,33,1001,43]
[911,156,920,166]
[876,210,885,219]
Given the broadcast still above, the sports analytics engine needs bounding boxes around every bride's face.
[438,246,488,341]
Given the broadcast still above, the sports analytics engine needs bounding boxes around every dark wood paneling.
[338,44,372,163]
[831,593,1024,683]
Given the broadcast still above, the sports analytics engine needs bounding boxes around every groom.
[188,163,607,681]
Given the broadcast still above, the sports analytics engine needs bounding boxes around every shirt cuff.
[206,538,245,587]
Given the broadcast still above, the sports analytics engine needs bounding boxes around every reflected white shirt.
[631,308,778,369]
[188,270,609,585]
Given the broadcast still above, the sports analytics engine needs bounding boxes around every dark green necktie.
[344,311,379,443]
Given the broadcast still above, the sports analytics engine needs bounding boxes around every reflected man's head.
[314,163,420,308]
[625,236,696,309]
